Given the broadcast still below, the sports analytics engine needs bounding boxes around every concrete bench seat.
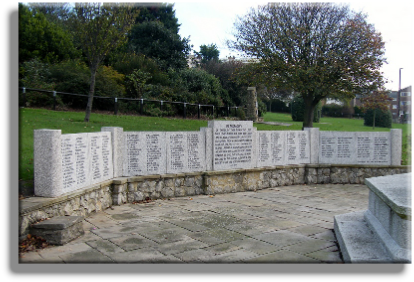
[30,216,84,245]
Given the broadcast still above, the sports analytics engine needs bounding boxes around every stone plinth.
[334,173,411,263]
[246,87,258,122]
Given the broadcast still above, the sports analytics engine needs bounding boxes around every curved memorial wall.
[33,121,402,198]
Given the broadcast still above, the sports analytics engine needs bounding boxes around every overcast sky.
[174,0,413,91]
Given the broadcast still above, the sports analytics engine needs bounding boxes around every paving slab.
[243,250,320,263]
[253,230,312,248]
[109,234,158,251]
[20,184,373,264]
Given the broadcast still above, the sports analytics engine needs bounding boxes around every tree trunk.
[302,97,315,129]
[84,64,98,122]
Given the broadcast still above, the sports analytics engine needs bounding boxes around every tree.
[125,69,152,99]
[133,2,181,34]
[196,44,220,64]
[19,3,78,64]
[28,2,72,28]
[361,90,392,129]
[202,59,246,106]
[70,3,138,122]
[228,2,386,128]
[128,21,191,71]
[127,3,191,71]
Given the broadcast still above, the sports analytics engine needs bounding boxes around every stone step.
[334,211,392,263]
[30,216,84,245]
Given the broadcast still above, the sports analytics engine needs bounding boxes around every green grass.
[19,108,411,182]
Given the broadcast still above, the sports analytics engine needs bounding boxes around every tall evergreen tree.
[127,3,192,71]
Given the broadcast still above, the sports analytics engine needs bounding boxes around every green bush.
[47,60,126,111]
[322,104,343,117]
[19,58,57,107]
[258,98,267,117]
[270,99,290,113]
[168,68,229,106]
[236,108,246,120]
[322,103,354,117]
[291,95,321,123]
[363,109,392,128]
[354,106,364,118]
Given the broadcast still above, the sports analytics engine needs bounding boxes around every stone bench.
[30,216,84,245]
[334,173,411,263]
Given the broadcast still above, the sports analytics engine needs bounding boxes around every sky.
[174,0,413,91]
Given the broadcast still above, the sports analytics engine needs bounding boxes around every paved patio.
[19,184,369,263]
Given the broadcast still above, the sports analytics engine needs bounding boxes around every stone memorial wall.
[34,122,402,198]
[34,130,113,197]
[123,132,167,176]
[208,121,256,170]
[319,131,397,165]
[166,131,206,174]
[256,131,311,167]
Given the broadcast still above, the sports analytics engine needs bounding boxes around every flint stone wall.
[20,164,410,238]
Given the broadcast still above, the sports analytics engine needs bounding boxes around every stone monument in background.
[246,87,259,122]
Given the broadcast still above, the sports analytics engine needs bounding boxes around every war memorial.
[20,121,411,263]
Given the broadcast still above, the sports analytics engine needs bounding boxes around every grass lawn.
[19,108,411,182]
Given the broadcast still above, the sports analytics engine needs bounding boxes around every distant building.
[392,86,412,123]
[350,94,363,107]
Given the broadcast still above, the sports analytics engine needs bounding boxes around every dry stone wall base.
[20,164,410,238]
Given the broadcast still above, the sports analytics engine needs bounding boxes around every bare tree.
[71,3,138,122]
[228,2,386,128]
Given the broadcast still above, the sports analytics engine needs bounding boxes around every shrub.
[354,106,364,118]
[363,109,392,128]
[236,108,246,120]
[270,99,290,112]
[322,103,354,117]
[168,68,228,106]
[19,58,57,107]
[291,95,321,123]
[322,104,343,117]
[258,98,267,117]
[48,60,126,111]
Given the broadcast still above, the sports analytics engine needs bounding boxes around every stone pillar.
[304,127,320,164]
[34,129,63,197]
[246,87,258,122]
[390,129,402,166]
[200,127,213,171]
[101,127,124,177]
